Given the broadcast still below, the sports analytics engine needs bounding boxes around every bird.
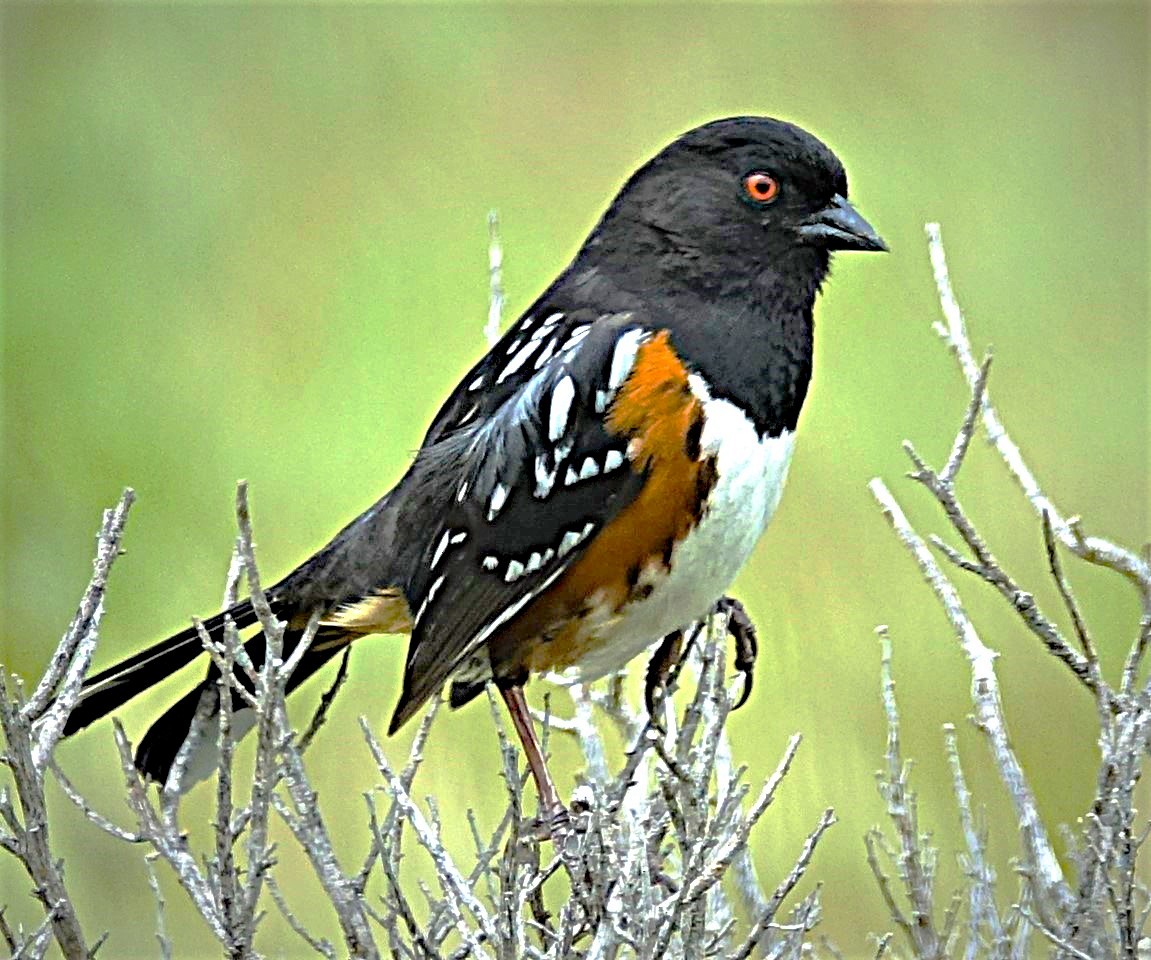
[61,116,886,829]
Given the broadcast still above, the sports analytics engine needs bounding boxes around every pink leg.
[499,684,566,827]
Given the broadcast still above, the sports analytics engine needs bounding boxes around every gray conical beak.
[797,194,887,252]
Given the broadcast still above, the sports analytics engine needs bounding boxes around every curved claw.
[715,596,758,711]
[732,666,754,710]
[644,629,684,724]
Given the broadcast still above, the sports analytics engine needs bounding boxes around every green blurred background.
[3,3,1147,956]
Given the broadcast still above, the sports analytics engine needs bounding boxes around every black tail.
[132,624,350,788]
[62,600,355,788]
[61,482,412,787]
[62,600,260,738]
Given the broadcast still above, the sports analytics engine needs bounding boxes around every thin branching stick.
[0,491,134,958]
[864,223,1149,959]
[926,223,1151,608]
[869,478,1072,918]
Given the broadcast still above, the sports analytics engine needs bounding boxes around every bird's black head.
[584,116,885,296]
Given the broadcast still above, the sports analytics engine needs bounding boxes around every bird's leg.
[498,682,568,837]
[644,629,684,724]
[715,595,758,709]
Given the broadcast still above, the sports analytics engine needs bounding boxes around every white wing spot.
[467,375,485,391]
[557,525,593,558]
[564,465,579,487]
[604,449,624,473]
[487,483,508,521]
[542,312,563,328]
[579,456,600,481]
[413,574,446,628]
[525,551,543,573]
[482,555,499,571]
[505,338,522,355]
[534,454,557,499]
[431,530,451,569]
[562,324,591,351]
[450,531,468,545]
[609,329,646,391]
[533,338,559,370]
[549,376,575,442]
[594,389,609,413]
[505,559,525,582]
[456,404,479,426]
[558,531,580,558]
[497,339,540,383]
[457,481,469,503]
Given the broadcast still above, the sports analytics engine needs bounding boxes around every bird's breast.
[524,374,795,682]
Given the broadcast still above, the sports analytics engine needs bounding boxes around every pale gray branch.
[24,489,135,728]
[869,478,1072,916]
[926,222,1151,608]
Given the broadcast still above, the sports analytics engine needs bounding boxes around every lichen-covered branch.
[0,490,134,959]
[925,222,1151,609]
[866,224,1149,959]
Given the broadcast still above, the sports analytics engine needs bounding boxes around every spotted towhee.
[62,116,886,825]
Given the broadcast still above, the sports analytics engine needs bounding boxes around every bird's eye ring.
[743,172,780,204]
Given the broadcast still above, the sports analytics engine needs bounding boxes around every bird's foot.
[529,801,572,843]
[714,595,758,709]
[644,597,760,722]
[644,629,684,727]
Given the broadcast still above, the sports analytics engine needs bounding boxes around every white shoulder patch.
[608,329,646,391]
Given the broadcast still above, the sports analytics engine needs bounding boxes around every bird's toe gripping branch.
[644,595,760,723]
[715,595,758,710]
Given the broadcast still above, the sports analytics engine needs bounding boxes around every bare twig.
[926,222,1151,607]
[0,492,136,958]
[297,645,351,754]
[864,223,1150,959]
[23,489,136,728]
[48,760,142,843]
[266,873,337,959]
[940,354,991,485]
[729,808,836,960]
[144,855,174,960]
[112,720,229,944]
[906,436,1099,700]
[485,210,504,348]
[870,477,1073,919]
[942,724,1005,955]
[872,626,944,959]
[361,718,499,951]
[1014,905,1097,960]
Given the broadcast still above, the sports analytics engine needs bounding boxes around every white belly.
[572,386,795,682]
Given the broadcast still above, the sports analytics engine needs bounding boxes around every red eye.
[743,171,780,203]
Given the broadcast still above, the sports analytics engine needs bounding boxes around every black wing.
[388,313,652,729]
[421,296,627,445]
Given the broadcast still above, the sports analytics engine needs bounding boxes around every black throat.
[673,283,815,439]
[574,237,823,439]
